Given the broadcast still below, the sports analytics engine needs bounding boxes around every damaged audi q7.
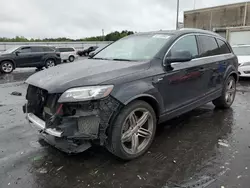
[24,29,238,160]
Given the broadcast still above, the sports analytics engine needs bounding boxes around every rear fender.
[223,64,239,83]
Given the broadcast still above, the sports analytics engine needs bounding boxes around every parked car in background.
[78,46,98,56]
[88,46,104,57]
[56,47,78,62]
[232,45,250,77]
[0,46,61,73]
[24,29,238,160]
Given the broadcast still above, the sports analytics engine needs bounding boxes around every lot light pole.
[102,29,105,41]
[176,0,180,30]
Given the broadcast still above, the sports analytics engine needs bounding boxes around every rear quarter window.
[216,39,231,54]
[67,48,75,52]
[197,35,220,57]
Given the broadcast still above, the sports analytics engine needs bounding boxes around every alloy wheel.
[2,62,13,73]
[225,78,236,105]
[121,108,154,155]
[69,56,74,62]
[46,60,55,68]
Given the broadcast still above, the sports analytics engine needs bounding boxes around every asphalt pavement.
[1,59,250,188]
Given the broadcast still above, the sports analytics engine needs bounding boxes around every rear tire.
[0,61,14,74]
[69,55,75,62]
[45,59,56,68]
[106,100,157,160]
[212,76,236,108]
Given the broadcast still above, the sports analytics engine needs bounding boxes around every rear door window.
[197,35,220,57]
[43,47,54,52]
[31,47,44,52]
[216,39,231,54]
[58,48,66,52]
[168,35,198,59]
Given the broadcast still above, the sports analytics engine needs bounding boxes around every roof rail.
[179,28,220,35]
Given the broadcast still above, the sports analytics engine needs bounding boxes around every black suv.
[0,46,61,73]
[24,29,238,160]
[78,46,98,56]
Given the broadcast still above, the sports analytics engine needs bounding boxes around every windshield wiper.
[111,58,133,61]
[91,57,110,60]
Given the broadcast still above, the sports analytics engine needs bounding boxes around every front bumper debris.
[39,133,91,154]
[24,85,123,152]
[27,113,63,137]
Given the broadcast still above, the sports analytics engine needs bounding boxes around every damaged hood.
[26,59,149,93]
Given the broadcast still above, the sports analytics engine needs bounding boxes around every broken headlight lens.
[58,85,114,103]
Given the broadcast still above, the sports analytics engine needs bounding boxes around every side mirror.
[15,51,20,56]
[88,51,95,58]
[164,50,192,65]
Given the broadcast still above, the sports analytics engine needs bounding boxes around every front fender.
[0,58,16,68]
[111,79,164,114]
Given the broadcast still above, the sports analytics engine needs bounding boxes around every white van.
[56,47,78,62]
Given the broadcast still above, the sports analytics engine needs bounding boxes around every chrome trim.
[163,33,233,66]
[27,113,63,137]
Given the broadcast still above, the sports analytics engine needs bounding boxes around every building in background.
[178,22,184,29]
[184,1,250,45]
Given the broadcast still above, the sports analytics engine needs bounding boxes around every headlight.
[58,85,114,103]
[240,62,250,67]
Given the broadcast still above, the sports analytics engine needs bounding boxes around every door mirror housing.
[164,50,192,65]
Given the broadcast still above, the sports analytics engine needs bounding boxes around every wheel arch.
[0,59,16,69]
[229,72,238,82]
[124,94,161,119]
[223,65,239,83]
[44,57,56,65]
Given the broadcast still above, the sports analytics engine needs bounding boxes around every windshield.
[93,34,171,61]
[2,46,19,54]
[232,46,250,56]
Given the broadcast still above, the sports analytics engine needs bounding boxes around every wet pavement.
[1,65,250,188]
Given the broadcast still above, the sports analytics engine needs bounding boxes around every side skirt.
[158,89,222,124]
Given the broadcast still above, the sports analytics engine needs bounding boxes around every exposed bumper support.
[27,113,63,137]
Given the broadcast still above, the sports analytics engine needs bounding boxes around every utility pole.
[176,0,180,30]
[193,0,196,10]
[102,29,104,41]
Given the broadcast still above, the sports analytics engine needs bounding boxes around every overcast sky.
[0,0,245,39]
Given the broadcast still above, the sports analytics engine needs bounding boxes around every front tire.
[45,59,56,68]
[106,100,157,160]
[69,55,75,62]
[0,61,14,74]
[213,76,236,108]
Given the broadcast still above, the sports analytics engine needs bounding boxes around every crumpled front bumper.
[27,113,63,137]
[24,86,123,153]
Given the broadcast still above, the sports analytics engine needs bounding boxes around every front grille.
[26,85,48,118]
[26,85,60,121]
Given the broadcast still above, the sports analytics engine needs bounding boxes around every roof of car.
[134,28,221,37]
